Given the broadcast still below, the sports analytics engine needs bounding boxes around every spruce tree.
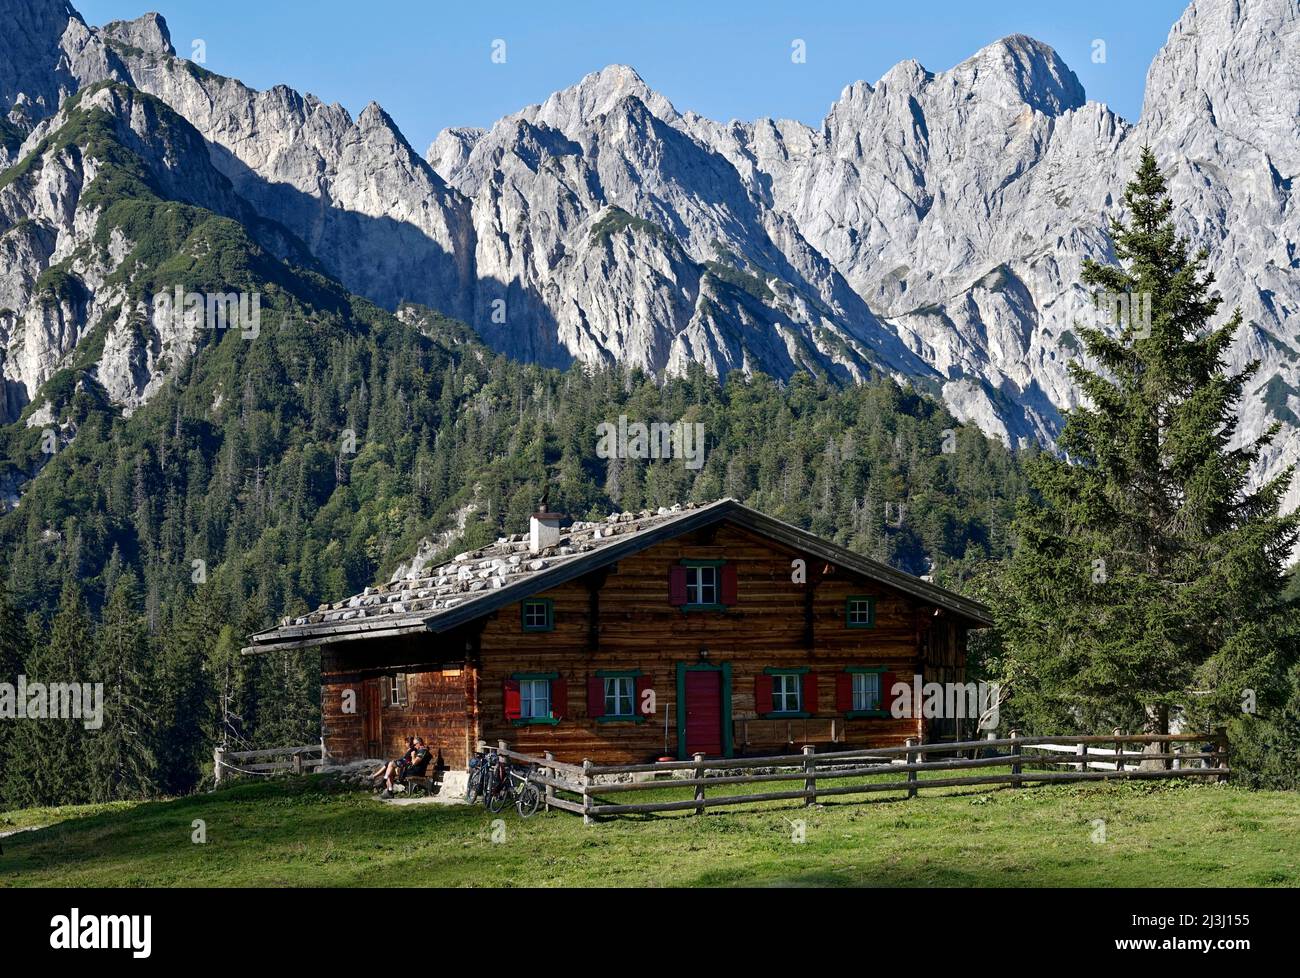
[0,579,30,806]
[88,572,157,801]
[994,147,1299,735]
[3,583,95,807]
[153,593,215,795]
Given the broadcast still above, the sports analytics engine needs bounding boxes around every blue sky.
[78,0,1192,152]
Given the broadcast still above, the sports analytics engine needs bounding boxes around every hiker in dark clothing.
[371,736,415,785]
[381,737,432,797]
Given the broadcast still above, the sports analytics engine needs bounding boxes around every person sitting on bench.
[380,737,432,798]
[371,736,414,785]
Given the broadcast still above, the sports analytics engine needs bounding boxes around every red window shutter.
[881,672,897,714]
[720,563,738,605]
[551,678,568,719]
[503,679,521,721]
[635,675,653,715]
[754,674,774,715]
[669,565,687,605]
[802,671,818,714]
[836,673,853,713]
[587,676,605,718]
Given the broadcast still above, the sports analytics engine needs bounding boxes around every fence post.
[905,737,918,799]
[693,753,706,815]
[292,751,303,775]
[1076,740,1088,773]
[1214,726,1229,783]
[213,746,225,787]
[1113,728,1124,773]
[543,751,555,813]
[582,759,594,825]
[802,745,816,806]
[1009,729,1021,789]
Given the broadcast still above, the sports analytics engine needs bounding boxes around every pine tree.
[994,147,1299,735]
[153,593,215,795]
[2,583,94,807]
[87,572,157,801]
[0,579,30,806]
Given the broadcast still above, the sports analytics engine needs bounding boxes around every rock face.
[430,64,912,381]
[2,0,1298,506]
[2,3,476,318]
[0,83,278,423]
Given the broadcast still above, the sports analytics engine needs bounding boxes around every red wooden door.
[684,670,723,756]
[363,679,383,757]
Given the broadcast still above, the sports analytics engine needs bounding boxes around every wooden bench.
[395,767,440,797]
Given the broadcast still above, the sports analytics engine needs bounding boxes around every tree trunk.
[1141,704,1169,770]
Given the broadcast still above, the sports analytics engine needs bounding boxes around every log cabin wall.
[477,522,946,765]
[320,633,478,768]
[920,616,968,742]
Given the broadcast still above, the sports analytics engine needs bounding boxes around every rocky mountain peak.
[100,12,175,58]
[523,64,681,138]
[947,34,1085,116]
[4,0,1300,517]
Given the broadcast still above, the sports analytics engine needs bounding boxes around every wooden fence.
[477,731,1229,823]
[213,742,325,785]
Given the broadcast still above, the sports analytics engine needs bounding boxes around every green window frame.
[521,598,554,632]
[605,676,635,718]
[763,666,811,718]
[595,669,645,724]
[844,666,891,718]
[846,595,876,628]
[512,671,560,726]
[852,671,880,712]
[683,560,724,610]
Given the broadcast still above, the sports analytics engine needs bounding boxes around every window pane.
[852,672,879,711]
[685,566,719,605]
[524,602,550,628]
[699,567,717,604]
[849,598,873,625]
[772,673,801,713]
[605,677,635,716]
[520,679,550,718]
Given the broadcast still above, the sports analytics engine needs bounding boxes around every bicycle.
[514,765,543,818]
[485,760,542,817]
[465,750,494,805]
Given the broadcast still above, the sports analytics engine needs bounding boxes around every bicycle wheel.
[516,781,541,818]
[487,778,512,814]
[464,762,482,804]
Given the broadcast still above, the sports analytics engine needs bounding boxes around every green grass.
[2,773,1296,887]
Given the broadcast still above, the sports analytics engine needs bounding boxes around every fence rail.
[213,742,325,784]
[476,730,1228,823]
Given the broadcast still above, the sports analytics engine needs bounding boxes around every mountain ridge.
[2,0,1298,511]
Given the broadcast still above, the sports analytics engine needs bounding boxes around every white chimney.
[529,510,563,553]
